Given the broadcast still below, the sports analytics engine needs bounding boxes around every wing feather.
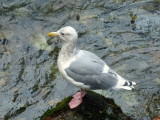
[65,50,118,89]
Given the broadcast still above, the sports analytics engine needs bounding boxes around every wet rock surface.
[0,0,160,119]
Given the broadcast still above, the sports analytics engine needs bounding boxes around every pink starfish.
[69,90,86,109]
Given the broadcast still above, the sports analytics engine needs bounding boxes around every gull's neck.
[58,41,78,61]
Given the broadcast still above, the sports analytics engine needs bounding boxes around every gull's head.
[48,26,78,42]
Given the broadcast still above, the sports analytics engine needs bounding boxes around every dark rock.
[41,91,133,120]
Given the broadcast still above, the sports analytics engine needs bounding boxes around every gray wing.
[65,50,118,90]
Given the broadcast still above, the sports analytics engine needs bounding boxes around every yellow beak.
[47,32,59,37]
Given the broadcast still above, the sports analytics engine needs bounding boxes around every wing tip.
[114,81,137,91]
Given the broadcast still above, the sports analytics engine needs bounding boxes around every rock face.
[0,0,160,119]
[41,91,133,120]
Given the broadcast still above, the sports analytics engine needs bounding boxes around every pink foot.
[69,91,86,109]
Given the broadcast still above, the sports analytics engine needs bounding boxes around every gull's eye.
[61,32,65,35]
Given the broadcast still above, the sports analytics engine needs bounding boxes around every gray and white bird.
[48,26,136,109]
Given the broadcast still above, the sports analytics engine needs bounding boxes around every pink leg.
[69,90,87,109]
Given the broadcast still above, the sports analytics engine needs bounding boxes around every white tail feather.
[114,75,136,90]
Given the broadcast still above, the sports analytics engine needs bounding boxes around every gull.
[48,26,136,109]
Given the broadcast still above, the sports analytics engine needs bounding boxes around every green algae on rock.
[41,96,72,120]
[41,91,132,120]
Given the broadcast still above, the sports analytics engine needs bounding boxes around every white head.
[48,26,78,43]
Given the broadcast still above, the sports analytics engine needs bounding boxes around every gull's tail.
[114,75,136,90]
[120,80,136,90]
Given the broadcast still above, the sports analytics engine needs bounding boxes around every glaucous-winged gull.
[48,26,136,109]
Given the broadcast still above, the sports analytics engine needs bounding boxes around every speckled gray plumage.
[50,26,136,90]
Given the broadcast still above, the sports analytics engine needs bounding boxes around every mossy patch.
[41,90,133,120]
[49,45,60,58]
[49,62,58,80]
[41,96,72,120]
